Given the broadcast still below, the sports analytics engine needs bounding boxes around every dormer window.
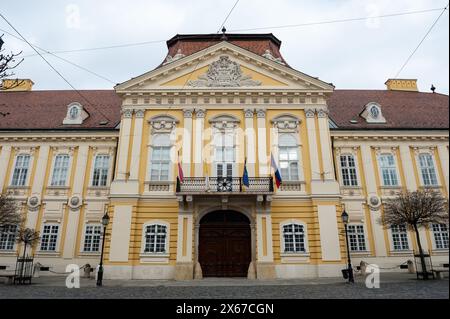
[360,102,386,124]
[63,102,87,125]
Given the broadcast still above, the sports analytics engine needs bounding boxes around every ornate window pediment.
[209,114,240,130]
[188,56,261,88]
[148,115,179,133]
[271,114,301,132]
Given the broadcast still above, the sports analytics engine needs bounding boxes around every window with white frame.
[418,154,438,186]
[92,155,110,187]
[282,223,306,253]
[0,225,17,251]
[214,130,235,178]
[11,154,31,186]
[391,225,409,251]
[144,224,167,253]
[51,154,70,186]
[378,154,399,186]
[279,134,299,181]
[432,224,449,250]
[83,225,102,252]
[150,134,171,181]
[340,155,358,186]
[348,224,367,251]
[40,224,59,251]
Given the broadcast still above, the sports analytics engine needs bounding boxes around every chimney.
[385,79,418,92]
[1,79,34,91]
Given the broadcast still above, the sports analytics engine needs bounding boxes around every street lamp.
[96,210,110,287]
[341,210,354,283]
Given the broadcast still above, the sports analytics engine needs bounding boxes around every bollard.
[33,262,42,278]
[95,265,100,281]
[407,260,415,274]
[83,264,92,279]
[360,261,368,275]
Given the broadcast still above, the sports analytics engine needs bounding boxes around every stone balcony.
[176,177,274,195]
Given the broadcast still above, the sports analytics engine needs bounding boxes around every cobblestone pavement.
[0,273,448,299]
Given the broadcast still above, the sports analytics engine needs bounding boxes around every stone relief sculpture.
[163,49,186,65]
[188,56,262,87]
[262,49,285,65]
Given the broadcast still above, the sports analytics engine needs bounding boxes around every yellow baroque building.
[0,33,448,280]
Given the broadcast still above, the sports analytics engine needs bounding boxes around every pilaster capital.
[256,109,266,119]
[305,108,316,118]
[244,108,255,118]
[135,109,145,118]
[317,108,329,118]
[122,108,133,119]
[183,108,194,118]
[195,109,206,119]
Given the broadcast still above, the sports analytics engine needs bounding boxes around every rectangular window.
[419,154,438,186]
[83,225,102,252]
[11,155,31,186]
[151,146,171,181]
[340,155,358,186]
[432,224,449,250]
[391,225,409,251]
[144,224,167,253]
[348,224,367,251]
[51,155,70,186]
[40,224,59,251]
[278,134,299,181]
[283,224,305,253]
[92,155,110,187]
[378,154,399,186]
[0,225,17,251]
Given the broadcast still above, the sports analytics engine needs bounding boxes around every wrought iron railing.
[176,177,274,194]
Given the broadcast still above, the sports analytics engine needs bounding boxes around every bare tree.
[0,35,24,90]
[381,189,449,279]
[16,228,40,258]
[0,193,22,229]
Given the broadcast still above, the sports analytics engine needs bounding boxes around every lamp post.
[341,210,354,283]
[96,210,110,287]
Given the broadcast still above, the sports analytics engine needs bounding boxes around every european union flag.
[243,158,250,187]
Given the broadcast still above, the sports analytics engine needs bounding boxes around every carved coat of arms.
[188,56,261,87]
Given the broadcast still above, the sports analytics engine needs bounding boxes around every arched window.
[282,223,306,253]
[150,134,171,181]
[278,133,299,181]
[144,224,168,253]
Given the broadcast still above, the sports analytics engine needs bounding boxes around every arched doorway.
[199,211,251,277]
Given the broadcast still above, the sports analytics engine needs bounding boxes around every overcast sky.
[1,0,449,94]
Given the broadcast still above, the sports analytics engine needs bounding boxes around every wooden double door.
[199,211,251,277]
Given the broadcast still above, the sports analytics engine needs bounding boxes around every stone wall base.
[174,262,194,280]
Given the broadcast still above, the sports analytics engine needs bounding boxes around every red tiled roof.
[164,33,288,66]
[0,89,448,131]
[0,90,121,130]
[328,90,449,130]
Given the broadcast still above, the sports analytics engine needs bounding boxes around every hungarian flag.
[177,151,184,183]
[271,153,282,189]
[242,158,250,188]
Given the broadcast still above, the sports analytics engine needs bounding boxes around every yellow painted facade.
[0,35,448,280]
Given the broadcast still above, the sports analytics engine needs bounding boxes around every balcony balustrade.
[176,177,274,195]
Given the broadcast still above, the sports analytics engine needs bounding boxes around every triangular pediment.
[115,41,334,92]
